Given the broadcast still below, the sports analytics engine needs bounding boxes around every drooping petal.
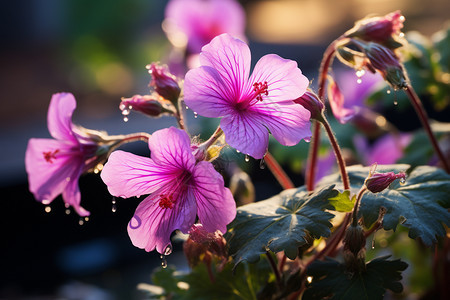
[62,167,90,216]
[220,111,269,159]
[101,150,178,199]
[25,138,82,205]
[184,66,236,118]
[148,127,196,171]
[327,76,357,124]
[199,33,250,101]
[192,161,236,233]
[254,99,312,146]
[47,93,78,143]
[127,191,197,253]
[248,54,309,102]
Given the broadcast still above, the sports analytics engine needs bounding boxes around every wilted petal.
[199,33,250,100]
[220,112,269,159]
[192,161,236,233]
[254,99,311,146]
[101,150,177,199]
[184,66,235,117]
[148,127,196,171]
[127,191,197,253]
[249,54,309,102]
[47,93,78,142]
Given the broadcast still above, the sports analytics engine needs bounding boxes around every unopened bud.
[229,170,255,206]
[120,94,173,118]
[183,224,228,268]
[361,42,408,89]
[343,223,366,272]
[294,90,324,122]
[365,170,406,193]
[147,63,181,104]
[345,10,405,49]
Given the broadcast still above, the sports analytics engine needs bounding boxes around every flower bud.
[294,90,324,122]
[345,10,405,49]
[343,223,366,272]
[365,171,406,193]
[229,169,255,206]
[120,94,173,118]
[147,63,181,105]
[183,224,228,268]
[361,42,408,89]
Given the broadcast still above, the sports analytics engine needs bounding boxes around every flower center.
[253,81,268,102]
[43,149,59,163]
[159,194,174,209]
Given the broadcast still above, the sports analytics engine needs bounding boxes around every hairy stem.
[320,116,351,190]
[404,85,449,173]
[265,152,295,189]
[266,251,283,291]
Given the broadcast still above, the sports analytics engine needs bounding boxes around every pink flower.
[183,34,311,159]
[25,93,103,216]
[100,127,236,254]
[164,0,246,54]
[354,133,411,165]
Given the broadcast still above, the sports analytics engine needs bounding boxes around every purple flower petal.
[249,54,309,102]
[199,33,250,101]
[192,161,236,233]
[100,150,176,199]
[184,66,234,118]
[127,191,197,253]
[25,138,81,205]
[220,111,269,159]
[47,93,78,142]
[254,100,312,146]
[62,167,89,216]
[148,127,196,171]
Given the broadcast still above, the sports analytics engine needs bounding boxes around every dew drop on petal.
[65,203,70,208]
[79,218,84,226]
[185,105,189,110]
[160,254,168,268]
[123,116,129,122]
[356,78,362,84]
[260,158,266,169]
[164,245,173,256]
[84,217,89,222]
[112,198,117,213]
[45,206,51,213]
[245,155,250,162]
[119,103,126,111]
[65,209,71,215]
[236,150,240,153]
[194,112,198,118]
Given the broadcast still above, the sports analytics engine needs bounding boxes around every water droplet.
[79,218,84,226]
[399,32,405,38]
[386,89,391,94]
[84,217,89,222]
[356,78,362,84]
[160,254,168,268]
[65,209,71,215]
[123,116,129,122]
[194,112,198,118]
[45,206,51,213]
[236,150,240,153]
[371,238,375,249]
[393,100,398,105]
[355,69,365,78]
[185,105,189,110]
[65,203,70,208]
[259,158,266,169]
[112,198,117,213]
[164,245,173,256]
[122,109,130,116]
[399,177,406,185]
[66,177,71,182]
[244,155,250,162]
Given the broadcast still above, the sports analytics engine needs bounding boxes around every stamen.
[43,149,59,163]
[253,81,268,101]
[159,194,174,209]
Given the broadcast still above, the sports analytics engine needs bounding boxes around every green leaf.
[328,190,355,212]
[303,256,408,300]
[227,185,337,264]
[318,164,450,245]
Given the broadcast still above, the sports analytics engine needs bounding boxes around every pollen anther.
[43,149,60,163]
[253,81,269,101]
[159,194,174,209]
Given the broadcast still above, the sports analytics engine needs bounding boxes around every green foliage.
[328,190,355,212]
[318,164,450,246]
[227,185,338,263]
[141,260,272,299]
[303,256,408,300]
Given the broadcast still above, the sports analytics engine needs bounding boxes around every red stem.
[266,251,282,291]
[404,85,450,173]
[265,151,295,189]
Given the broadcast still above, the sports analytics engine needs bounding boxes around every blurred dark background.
[1,0,449,299]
